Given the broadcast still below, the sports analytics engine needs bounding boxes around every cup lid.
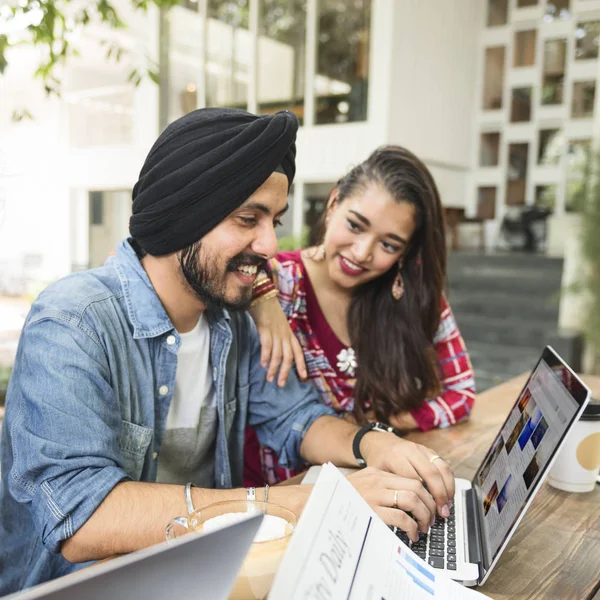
[581,398,600,421]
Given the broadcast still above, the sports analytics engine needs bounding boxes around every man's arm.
[300,415,454,518]
[61,481,312,562]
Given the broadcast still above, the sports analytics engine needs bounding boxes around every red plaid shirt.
[246,250,476,485]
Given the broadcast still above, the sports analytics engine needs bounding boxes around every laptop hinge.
[465,488,484,567]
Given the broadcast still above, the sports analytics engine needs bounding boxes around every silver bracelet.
[246,487,256,501]
[185,482,196,514]
[263,484,270,503]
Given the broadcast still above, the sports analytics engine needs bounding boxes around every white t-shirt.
[166,314,214,430]
[157,314,217,487]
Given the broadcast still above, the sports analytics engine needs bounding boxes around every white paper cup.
[548,399,600,493]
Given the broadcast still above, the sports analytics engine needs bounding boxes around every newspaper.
[269,463,491,600]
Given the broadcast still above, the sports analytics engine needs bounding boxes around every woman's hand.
[347,467,436,541]
[249,296,307,387]
[360,434,455,519]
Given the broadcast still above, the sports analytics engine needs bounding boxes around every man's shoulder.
[27,265,123,327]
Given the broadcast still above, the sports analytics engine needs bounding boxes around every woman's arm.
[249,262,307,386]
[409,295,476,431]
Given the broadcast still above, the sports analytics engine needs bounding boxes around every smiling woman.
[245,146,476,486]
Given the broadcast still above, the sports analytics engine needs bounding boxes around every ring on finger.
[393,489,399,509]
[429,454,444,465]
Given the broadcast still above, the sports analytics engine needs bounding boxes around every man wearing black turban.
[0,108,453,593]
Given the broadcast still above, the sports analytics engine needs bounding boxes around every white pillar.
[293,181,305,240]
[303,0,317,128]
[69,188,90,272]
[248,0,259,113]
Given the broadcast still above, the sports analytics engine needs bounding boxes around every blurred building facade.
[3,0,600,293]
[471,0,600,256]
[0,0,482,292]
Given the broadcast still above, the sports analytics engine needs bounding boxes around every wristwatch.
[352,422,403,468]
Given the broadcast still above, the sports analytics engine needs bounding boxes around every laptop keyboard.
[390,504,457,570]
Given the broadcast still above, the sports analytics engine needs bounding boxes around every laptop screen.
[472,347,589,568]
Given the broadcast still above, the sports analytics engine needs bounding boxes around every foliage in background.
[0,366,12,407]
[579,152,600,371]
[277,226,309,252]
[0,0,181,96]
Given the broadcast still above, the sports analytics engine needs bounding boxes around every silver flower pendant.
[336,347,357,376]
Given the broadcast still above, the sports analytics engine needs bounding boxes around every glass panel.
[517,0,537,6]
[477,187,497,219]
[257,0,307,123]
[90,192,104,226]
[575,21,600,60]
[506,143,528,206]
[545,0,570,21]
[315,0,371,125]
[538,129,562,165]
[206,0,250,109]
[572,81,596,118]
[487,0,508,27]
[514,30,536,67]
[541,39,566,105]
[535,185,557,212]
[566,140,592,212]
[480,132,501,166]
[510,87,532,122]
[483,47,505,110]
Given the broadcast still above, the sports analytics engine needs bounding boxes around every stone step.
[454,313,552,349]
[449,272,562,299]
[448,251,564,273]
[447,289,560,323]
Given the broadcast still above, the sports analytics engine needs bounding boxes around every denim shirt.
[0,239,335,594]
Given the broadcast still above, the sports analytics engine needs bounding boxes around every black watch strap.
[352,422,402,468]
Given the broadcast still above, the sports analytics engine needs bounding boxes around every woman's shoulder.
[275,249,303,265]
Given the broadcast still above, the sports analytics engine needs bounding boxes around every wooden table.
[403,373,600,600]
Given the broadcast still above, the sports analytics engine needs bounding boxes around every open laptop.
[304,346,591,587]
[4,513,263,600]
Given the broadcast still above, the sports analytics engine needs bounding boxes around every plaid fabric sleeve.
[251,258,279,299]
[410,295,476,431]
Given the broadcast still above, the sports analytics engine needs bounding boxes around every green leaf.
[147,68,159,85]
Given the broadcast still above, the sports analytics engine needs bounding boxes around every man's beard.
[179,241,265,311]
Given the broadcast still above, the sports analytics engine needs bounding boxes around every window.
[517,0,537,6]
[566,140,592,212]
[545,0,570,21]
[575,21,600,60]
[541,39,566,105]
[506,143,529,206]
[315,0,371,124]
[535,185,557,212]
[477,187,497,219]
[514,30,536,67]
[206,0,250,109]
[510,87,532,122]
[257,0,307,123]
[480,132,501,166]
[487,0,508,26]
[538,129,562,165]
[572,81,596,118]
[483,47,505,110]
[90,192,104,226]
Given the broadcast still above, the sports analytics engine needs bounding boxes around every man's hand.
[360,432,454,518]
[346,467,436,541]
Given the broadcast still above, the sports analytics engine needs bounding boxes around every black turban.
[130,107,298,256]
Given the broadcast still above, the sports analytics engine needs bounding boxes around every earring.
[313,244,326,261]
[391,264,405,301]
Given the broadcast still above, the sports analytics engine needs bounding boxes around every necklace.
[336,347,357,376]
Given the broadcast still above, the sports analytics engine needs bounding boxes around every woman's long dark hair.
[323,146,447,424]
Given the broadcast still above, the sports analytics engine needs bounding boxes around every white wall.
[386,0,484,207]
